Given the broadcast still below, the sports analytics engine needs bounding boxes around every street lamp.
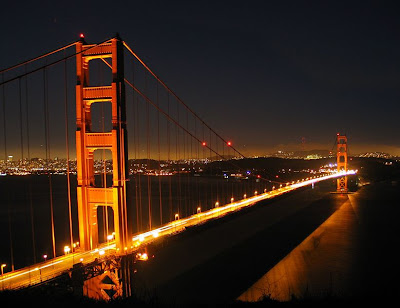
[214,201,220,218]
[1,264,6,290]
[174,213,179,232]
[64,246,71,255]
[73,241,80,251]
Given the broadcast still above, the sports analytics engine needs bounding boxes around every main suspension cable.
[0,37,114,87]
[0,41,78,74]
[122,42,284,185]
[123,42,247,159]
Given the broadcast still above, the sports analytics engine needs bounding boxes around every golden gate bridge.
[0,34,354,300]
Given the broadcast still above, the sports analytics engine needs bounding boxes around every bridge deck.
[0,171,355,290]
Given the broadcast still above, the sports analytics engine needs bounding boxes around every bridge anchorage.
[69,253,136,300]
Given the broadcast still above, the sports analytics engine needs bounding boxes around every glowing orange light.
[257,175,261,178]
[202,142,206,146]
[136,252,148,261]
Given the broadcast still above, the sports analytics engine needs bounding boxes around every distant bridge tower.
[75,36,129,252]
[336,134,348,192]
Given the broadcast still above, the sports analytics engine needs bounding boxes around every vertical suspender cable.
[28,182,36,264]
[176,99,181,216]
[131,59,139,233]
[145,71,152,230]
[2,74,7,164]
[7,195,15,271]
[167,94,172,221]
[137,96,142,231]
[19,77,32,264]
[43,68,56,258]
[183,108,187,216]
[2,74,15,271]
[25,66,30,161]
[221,140,224,204]
[64,56,74,252]
[157,83,162,225]
[195,116,200,210]
[185,108,190,215]
[25,67,36,264]
[209,128,212,209]
[216,133,219,205]
[202,124,207,209]
[18,78,24,159]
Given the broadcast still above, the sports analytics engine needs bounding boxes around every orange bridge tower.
[336,134,348,192]
[75,36,129,253]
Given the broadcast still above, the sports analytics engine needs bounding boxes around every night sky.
[1,1,399,156]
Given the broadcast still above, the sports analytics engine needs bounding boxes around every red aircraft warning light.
[227,141,232,146]
[202,141,206,146]
[80,33,85,38]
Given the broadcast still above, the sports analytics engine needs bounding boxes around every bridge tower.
[336,134,348,192]
[75,36,129,253]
